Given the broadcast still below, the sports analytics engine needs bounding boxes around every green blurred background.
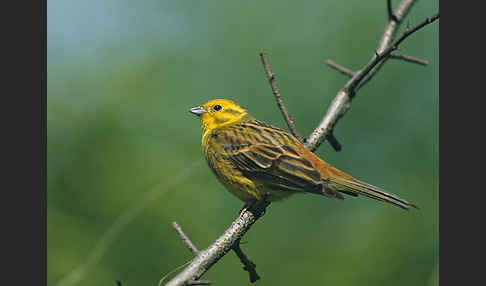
[47,0,438,285]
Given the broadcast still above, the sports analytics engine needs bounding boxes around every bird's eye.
[213,105,222,111]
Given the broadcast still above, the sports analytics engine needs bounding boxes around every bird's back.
[203,118,347,201]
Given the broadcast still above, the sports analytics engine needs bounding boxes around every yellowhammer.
[189,99,416,210]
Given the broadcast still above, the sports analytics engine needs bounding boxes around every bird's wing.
[213,120,325,194]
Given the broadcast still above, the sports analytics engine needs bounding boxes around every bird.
[189,99,417,210]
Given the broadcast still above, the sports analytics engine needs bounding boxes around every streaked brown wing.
[213,121,325,194]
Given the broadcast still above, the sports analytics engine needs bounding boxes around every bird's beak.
[189,105,207,116]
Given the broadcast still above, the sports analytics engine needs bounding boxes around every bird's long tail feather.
[328,177,418,210]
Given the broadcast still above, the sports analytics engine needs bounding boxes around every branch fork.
[166,199,270,286]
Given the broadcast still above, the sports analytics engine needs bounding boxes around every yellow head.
[189,99,252,136]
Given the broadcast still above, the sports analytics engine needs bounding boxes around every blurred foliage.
[48,0,438,285]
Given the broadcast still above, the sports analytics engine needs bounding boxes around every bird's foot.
[240,193,270,216]
[239,199,257,216]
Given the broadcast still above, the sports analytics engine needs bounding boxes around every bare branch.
[305,0,438,151]
[327,52,427,78]
[259,51,304,142]
[358,0,417,90]
[390,53,428,66]
[325,60,356,77]
[387,0,400,22]
[326,133,342,152]
[344,13,439,94]
[172,222,199,256]
[232,238,260,283]
[165,199,270,286]
[171,222,261,283]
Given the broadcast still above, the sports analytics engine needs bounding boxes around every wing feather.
[212,120,326,195]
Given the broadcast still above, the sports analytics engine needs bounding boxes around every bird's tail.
[328,177,418,211]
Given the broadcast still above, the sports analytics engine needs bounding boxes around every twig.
[171,220,263,283]
[387,0,400,22]
[259,51,304,143]
[326,133,342,152]
[327,52,427,78]
[390,53,428,66]
[305,0,438,151]
[232,238,260,283]
[169,223,211,285]
[357,0,417,90]
[172,222,199,256]
[345,13,439,94]
[325,60,356,77]
[165,199,270,286]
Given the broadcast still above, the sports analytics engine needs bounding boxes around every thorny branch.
[166,1,438,285]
